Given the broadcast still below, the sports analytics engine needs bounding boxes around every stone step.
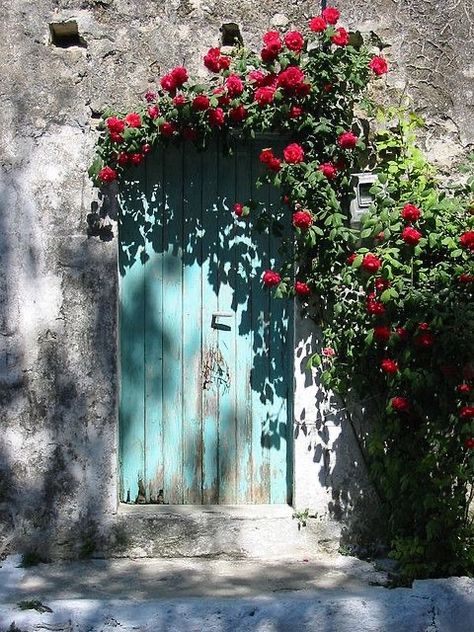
[102,504,341,559]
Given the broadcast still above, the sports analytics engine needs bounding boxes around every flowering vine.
[90,6,473,581]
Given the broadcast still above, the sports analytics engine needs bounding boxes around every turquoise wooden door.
[118,139,293,504]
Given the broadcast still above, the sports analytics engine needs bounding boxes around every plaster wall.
[0,0,472,558]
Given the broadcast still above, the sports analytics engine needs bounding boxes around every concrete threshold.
[117,503,295,519]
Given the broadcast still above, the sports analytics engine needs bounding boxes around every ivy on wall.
[90,6,473,582]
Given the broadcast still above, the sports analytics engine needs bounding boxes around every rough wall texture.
[0,0,473,558]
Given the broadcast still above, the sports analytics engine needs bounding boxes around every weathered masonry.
[0,0,472,559]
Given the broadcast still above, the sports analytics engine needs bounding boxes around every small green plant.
[293,508,310,529]
[17,600,52,613]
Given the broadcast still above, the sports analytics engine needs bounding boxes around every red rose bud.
[233,203,244,217]
[323,83,333,93]
[309,16,327,32]
[319,162,338,179]
[283,143,305,164]
[229,105,248,123]
[414,331,434,348]
[457,383,471,394]
[331,27,349,46]
[98,166,117,183]
[322,347,336,357]
[395,327,408,341]
[459,273,474,283]
[106,116,125,134]
[262,270,281,287]
[130,153,144,166]
[374,325,391,343]
[362,253,382,273]
[109,132,123,143]
[292,210,313,230]
[284,31,305,52]
[142,144,152,154]
[295,281,311,296]
[269,157,282,172]
[460,406,474,419]
[460,231,474,251]
[390,396,410,412]
[147,105,160,119]
[464,438,474,449]
[192,95,210,111]
[402,226,422,245]
[337,131,358,149]
[170,66,188,86]
[125,112,142,128]
[282,195,290,205]
[401,203,421,222]
[322,6,340,24]
[347,253,357,265]
[367,300,386,316]
[369,56,388,76]
[381,358,399,374]
[259,149,274,165]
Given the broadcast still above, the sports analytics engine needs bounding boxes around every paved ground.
[0,554,473,631]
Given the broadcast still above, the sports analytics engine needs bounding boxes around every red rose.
[347,253,357,265]
[395,327,408,341]
[208,107,225,127]
[173,94,186,107]
[391,396,410,412]
[254,86,275,106]
[295,281,311,296]
[464,438,474,449]
[322,6,340,24]
[171,66,188,86]
[292,210,313,230]
[459,273,474,283]
[401,203,421,222]
[284,143,305,164]
[159,122,176,137]
[259,148,274,164]
[219,56,230,71]
[414,331,434,348]
[262,270,281,287]
[125,112,142,128]
[109,132,123,143]
[117,152,129,166]
[248,70,266,85]
[460,406,474,418]
[362,253,382,273]
[374,325,391,343]
[337,131,358,149]
[284,31,305,52]
[98,166,117,183]
[229,105,247,123]
[369,56,388,76]
[277,66,305,92]
[381,358,399,374]
[318,162,338,179]
[225,74,244,97]
[460,231,474,251]
[106,116,125,134]
[144,90,157,102]
[192,95,210,111]
[331,27,349,47]
[367,299,386,316]
[147,105,160,119]
[130,153,144,166]
[160,74,176,93]
[204,47,221,72]
[457,383,471,394]
[263,31,281,45]
[182,127,198,141]
[289,105,303,119]
[261,35,282,62]
[322,347,335,357]
[233,203,244,217]
[309,16,327,32]
[269,157,282,172]
[402,226,422,246]
[375,277,389,292]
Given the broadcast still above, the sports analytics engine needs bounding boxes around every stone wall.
[0,0,472,558]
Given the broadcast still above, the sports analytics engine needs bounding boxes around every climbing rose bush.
[90,7,473,582]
